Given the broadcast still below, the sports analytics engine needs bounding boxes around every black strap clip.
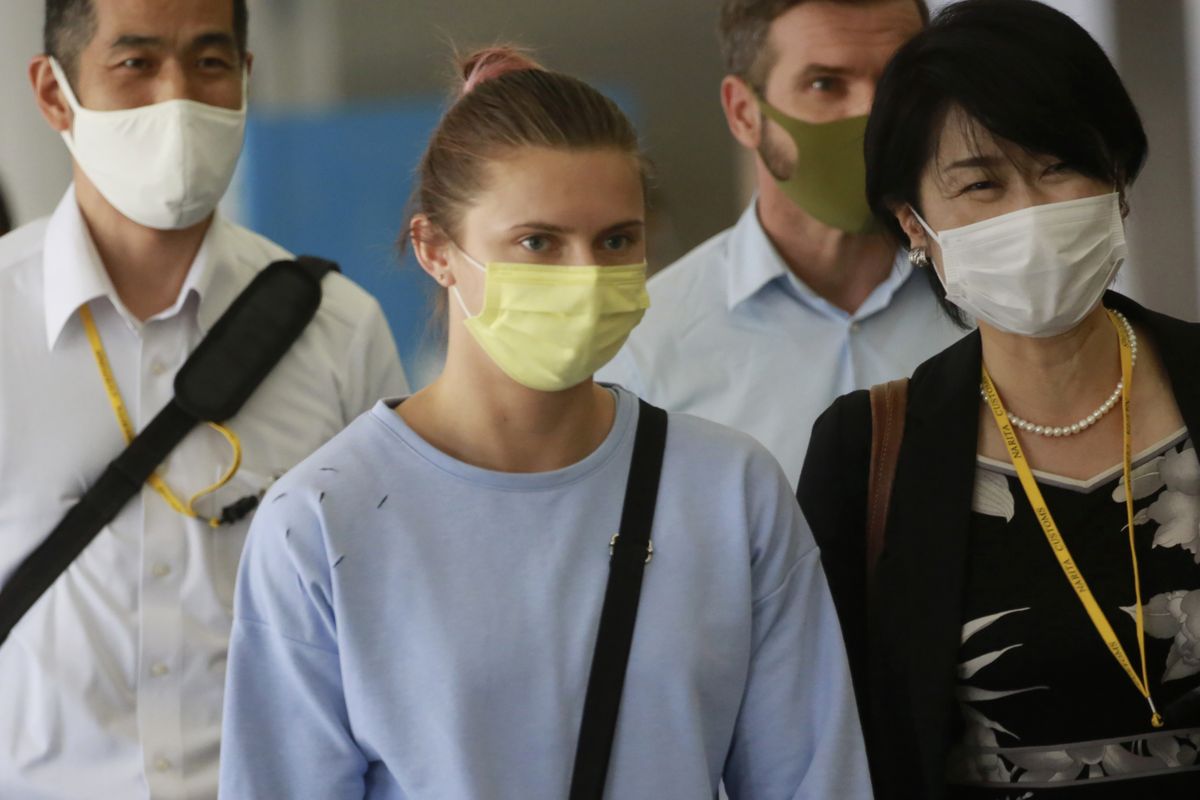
[608,533,654,564]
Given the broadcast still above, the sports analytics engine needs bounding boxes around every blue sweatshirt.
[218,387,871,799]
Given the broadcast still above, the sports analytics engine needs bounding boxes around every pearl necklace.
[979,310,1138,438]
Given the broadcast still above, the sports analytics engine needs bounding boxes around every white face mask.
[49,57,247,230]
[912,192,1127,337]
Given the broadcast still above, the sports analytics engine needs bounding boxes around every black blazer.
[797,293,1200,800]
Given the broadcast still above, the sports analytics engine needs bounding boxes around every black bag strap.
[568,399,668,800]
[0,256,339,649]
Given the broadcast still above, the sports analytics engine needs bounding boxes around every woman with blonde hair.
[219,47,870,799]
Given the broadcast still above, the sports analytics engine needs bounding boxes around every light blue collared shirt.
[599,202,966,485]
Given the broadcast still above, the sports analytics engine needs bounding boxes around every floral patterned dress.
[947,432,1200,798]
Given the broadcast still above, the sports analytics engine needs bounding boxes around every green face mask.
[756,97,877,234]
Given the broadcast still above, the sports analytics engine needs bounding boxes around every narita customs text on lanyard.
[981,308,1162,729]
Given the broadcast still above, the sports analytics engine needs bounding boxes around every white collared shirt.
[0,188,408,800]
[598,202,967,485]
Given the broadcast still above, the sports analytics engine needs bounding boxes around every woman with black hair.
[798,1,1200,798]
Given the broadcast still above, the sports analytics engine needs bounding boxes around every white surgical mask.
[49,57,247,230]
[912,192,1127,337]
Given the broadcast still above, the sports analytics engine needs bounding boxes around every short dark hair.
[864,0,1148,326]
[45,0,249,80]
[718,0,930,89]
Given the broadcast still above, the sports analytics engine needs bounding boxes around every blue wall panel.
[239,101,445,385]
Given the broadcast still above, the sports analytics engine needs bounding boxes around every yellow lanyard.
[79,303,242,528]
[981,309,1162,729]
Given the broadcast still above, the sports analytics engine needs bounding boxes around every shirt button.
[149,360,168,376]
[150,662,170,677]
[155,757,172,772]
[151,562,172,578]
[850,322,862,333]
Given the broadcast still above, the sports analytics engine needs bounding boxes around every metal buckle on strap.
[609,533,653,564]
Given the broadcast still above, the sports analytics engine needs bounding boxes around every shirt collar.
[43,187,119,348]
[853,250,914,320]
[724,200,789,311]
[43,186,232,349]
[724,198,914,319]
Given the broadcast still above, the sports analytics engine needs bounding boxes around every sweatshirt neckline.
[368,385,636,492]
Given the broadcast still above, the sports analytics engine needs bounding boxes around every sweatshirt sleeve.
[796,390,873,691]
[218,486,368,800]
[723,452,874,800]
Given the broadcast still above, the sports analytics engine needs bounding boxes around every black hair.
[45,0,249,80]
[864,0,1148,326]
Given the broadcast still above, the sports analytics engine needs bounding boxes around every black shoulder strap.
[0,257,338,649]
[569,399,668,800]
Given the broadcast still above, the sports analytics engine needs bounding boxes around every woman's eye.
[602,234,632,251]
[519,236,550,253]
[962,180,997,194]
[1044,162,1072,176]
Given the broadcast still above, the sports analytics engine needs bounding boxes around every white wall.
[0,3,71,226]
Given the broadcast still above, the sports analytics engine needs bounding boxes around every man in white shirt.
[599,0,965,485]
[0,1,408,798]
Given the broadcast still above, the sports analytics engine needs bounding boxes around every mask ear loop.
[908,205,943,245]
[449,243,488,319]
[450,284,473,318]
[905,206,943,272]
[48,57,83,113]
[48,58,86,161]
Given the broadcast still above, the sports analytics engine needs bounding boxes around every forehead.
[470,147,644,225]
[766,0,923,76]
[928,106,1055,178]
[935,107,1000,159]
[89,0,235,44]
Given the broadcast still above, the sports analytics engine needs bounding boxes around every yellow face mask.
[452,248,650,392]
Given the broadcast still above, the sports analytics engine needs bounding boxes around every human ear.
[29,55,72,133]
[411,215,455,287]
[893,203,929,250]
[720,75,763,151]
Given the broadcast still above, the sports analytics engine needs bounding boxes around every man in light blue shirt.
[600,0,964,484]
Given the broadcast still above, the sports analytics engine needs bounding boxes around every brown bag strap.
[866,378,909,586]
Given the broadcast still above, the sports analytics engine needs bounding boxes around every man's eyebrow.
[795,63,853,83]
[191,32,238,50]
[110,34,164,50]
[108,31,237,51]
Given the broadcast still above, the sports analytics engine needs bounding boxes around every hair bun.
[459,46,542,97]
